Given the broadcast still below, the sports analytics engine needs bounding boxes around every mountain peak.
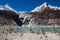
[31,2,49,12]
[4,4,17,13]
[42,2,48,7]
[40,2,48,8]
[4,4,10,9]
[31,2,60,12]
[0,4,17,13]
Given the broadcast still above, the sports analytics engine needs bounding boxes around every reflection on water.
[16,26,60,33]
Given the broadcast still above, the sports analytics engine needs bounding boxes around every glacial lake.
[15,26,60,33]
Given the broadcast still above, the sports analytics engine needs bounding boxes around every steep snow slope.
[0,4,17,13]
[31,2,60,12]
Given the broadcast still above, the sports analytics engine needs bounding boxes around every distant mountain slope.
[0,10,18,26]
[29,2,60,25]
[16,3,60,26]
[0,3,60,26]
[0,4,24,26]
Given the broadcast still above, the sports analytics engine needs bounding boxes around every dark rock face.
[29,10,60,25]
[0,10,22,26]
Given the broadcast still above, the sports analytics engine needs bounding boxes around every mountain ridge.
[31,2,60,12]
[0,2,60,26]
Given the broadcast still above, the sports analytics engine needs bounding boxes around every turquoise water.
[31,27,42,33]
[55,27,60,32]
[16,27,23,32]
[42,27,53,32]
[16,26,60,33]
[22,27,30,32]
[16,27,30,32]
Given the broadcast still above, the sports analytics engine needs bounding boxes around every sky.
[0,0,60,12]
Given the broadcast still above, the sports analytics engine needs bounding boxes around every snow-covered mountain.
[29,2,60,26]
[31,2,60,12]
[0,4,17,13]
[0,2,60,26]
[0,4,21,26]
[17,3,60,26]
[0,2,60,13]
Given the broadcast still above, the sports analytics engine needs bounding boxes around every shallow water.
[16,26,60,33]
[16,27,30,32]
[42,27,53,32]
[55,27,60,32]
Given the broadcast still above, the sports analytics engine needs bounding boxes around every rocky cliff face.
[0,10,19,26]
[29,12,60,25]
